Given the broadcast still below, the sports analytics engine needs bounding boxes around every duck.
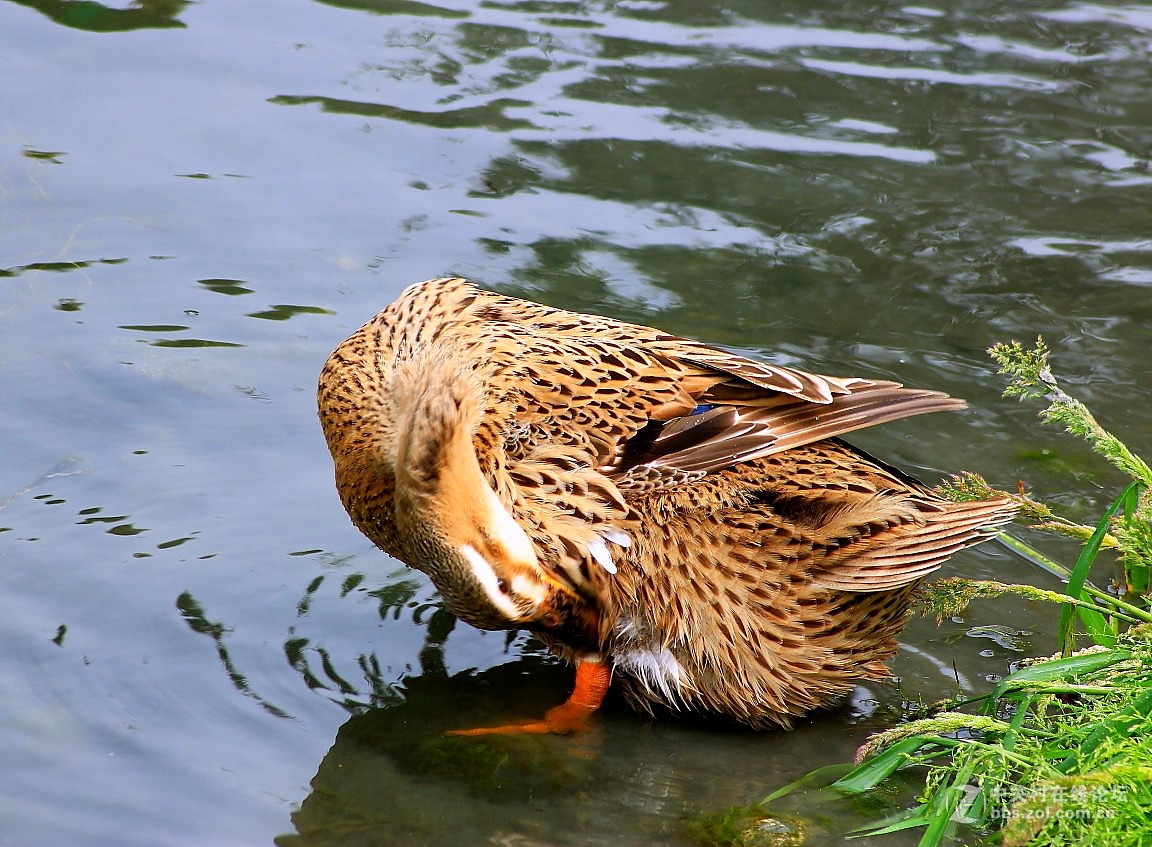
[317,277,1016,733]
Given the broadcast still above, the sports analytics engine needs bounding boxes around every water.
[2,0,1149,844]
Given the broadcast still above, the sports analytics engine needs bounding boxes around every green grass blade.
[992,648,1130,699]
[996,532,1152,623]
[1060,482,1141,649]
[913,764,978,847]
[1118,482,1148,595]
[828,738,944,794]
[849,807,932,837]
[759,762,854,803]
[999,693,1033,753]
[996,532,1081,583]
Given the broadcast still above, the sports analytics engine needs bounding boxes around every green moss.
[684,806,805,847]
[395,733,588,802]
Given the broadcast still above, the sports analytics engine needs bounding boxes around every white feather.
[615,646,689,703]
[587,538,617,574]
[458,544,523,620]
[480,483,537,565]
[602,529,631,548]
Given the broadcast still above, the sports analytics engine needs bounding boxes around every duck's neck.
[388,353,555,630]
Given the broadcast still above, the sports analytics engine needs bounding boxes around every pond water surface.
[2,1,1150,845]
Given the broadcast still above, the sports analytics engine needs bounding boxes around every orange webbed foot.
[445,657,611,737]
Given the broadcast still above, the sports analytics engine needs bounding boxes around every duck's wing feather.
[609,383,963,492]
[807,496,1017,592]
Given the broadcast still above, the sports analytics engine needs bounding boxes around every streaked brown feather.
[317,276,1017,728]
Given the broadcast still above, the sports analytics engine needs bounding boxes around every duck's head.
[397,464,567,630]
[390,358,577,631]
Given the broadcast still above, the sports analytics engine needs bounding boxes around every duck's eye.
[496,577,510,594]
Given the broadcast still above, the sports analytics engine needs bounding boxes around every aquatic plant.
[753,339,1152,847]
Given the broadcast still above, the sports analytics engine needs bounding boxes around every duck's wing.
[607,380,962,493]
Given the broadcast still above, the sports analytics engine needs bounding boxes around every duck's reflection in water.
[275,637,909,847]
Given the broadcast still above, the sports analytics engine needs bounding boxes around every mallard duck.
[317,277,1015,732]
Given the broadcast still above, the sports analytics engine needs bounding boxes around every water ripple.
[799,56,1069,91]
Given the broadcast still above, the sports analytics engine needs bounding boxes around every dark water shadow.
[8,0,189,31]
[274,657,599,847]
[179,567,925,846]
[271,649,922,846]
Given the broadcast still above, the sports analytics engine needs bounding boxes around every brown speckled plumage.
[317,277,1015,728]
